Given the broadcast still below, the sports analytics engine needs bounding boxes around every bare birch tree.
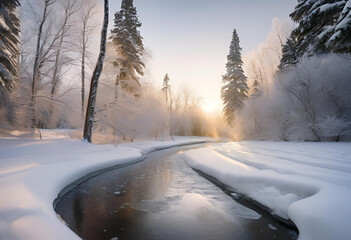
[79,1,97,119]
[48,0,77,127]
[30,0,56,128]
[50,0,77,98]
[83,0,109,143]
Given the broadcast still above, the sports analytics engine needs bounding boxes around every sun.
[201,102,217,114]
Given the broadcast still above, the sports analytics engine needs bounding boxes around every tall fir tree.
[279,33,299,69]
[280,0,351,69]
[249,79,262,98]
[0,0,20,91]
[110,0,144,93]
[0,0,20,124]
[162,73,170,109]
[324,1,351,53]
[221,29,248,125]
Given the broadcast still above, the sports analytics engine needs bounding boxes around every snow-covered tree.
[0,0,20,92]
[162,73,170,109]
[280,0,351,68]
[279,33,299,69]
[292,0,347,53]
[221,29,248,125]
[25,0,79,128]
[235,54,351,141]
[83,0,109,143]
[248,79,262,98]
[324,1,351,53]
[110,0,144,94]
[0,0,20,125]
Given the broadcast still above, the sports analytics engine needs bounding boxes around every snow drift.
[183,141,351,240]
[0,130,208,240]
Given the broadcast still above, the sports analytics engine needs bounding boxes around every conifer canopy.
[221,29,248,125]
[110,0,144,93]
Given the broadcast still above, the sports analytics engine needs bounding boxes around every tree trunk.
[112,75,120,139]
[31,1,49,128]
[81,34,86,120]
[114,75,119,101]
[83,0,109,143]
[49,28,64,128]
[165,88,168,110]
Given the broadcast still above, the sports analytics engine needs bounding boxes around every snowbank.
[0,130,208,240]
[183,141,351,240]
[121,136,211,154]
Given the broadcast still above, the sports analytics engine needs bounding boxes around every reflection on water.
[55,146,298,240]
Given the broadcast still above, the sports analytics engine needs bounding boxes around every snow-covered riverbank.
[0,131,209,240]
[183,141,351,240]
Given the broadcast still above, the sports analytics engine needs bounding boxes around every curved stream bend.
[55,145,298,240]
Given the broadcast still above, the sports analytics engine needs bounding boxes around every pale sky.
[109,0,296,113]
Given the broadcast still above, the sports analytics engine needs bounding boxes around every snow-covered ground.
[182,141,351,240]
[0,130,209,240]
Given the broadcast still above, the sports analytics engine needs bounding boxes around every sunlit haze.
[1,1,350,239]
[110,0,296,113]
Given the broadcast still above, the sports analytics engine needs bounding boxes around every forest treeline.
[0,0,230,142]
[1,0,351,142]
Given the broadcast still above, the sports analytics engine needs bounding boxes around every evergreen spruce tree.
[249,79,262,98]
[162,73,170,109]
[325,1,351,53]
[0,0,20,91]
[110,0,144,93]
[221,29,248,125]
[0,0,20,124]
[280,0,351,68]
[279,33,299,69]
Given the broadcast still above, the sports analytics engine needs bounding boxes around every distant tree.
[221,29,248,125]
[249,79,262,98]
[279,33,299,69]
[181,86,197,113]
[83,0,109,143]
[110,0,144,94]
[162,73,170,109]
[0,0,20,124]
[280,0,351,68]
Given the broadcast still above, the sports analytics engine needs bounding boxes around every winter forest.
[1,0,230,142]
[1,1,351,240]
[1,0,351,142]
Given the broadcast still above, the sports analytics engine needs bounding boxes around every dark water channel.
[55,145,298,240]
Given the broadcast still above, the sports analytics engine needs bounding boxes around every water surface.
[55,145,298,240]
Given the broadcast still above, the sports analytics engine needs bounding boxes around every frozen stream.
[55,145,298,240]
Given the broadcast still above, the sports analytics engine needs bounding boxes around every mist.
[234,17,351,142]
